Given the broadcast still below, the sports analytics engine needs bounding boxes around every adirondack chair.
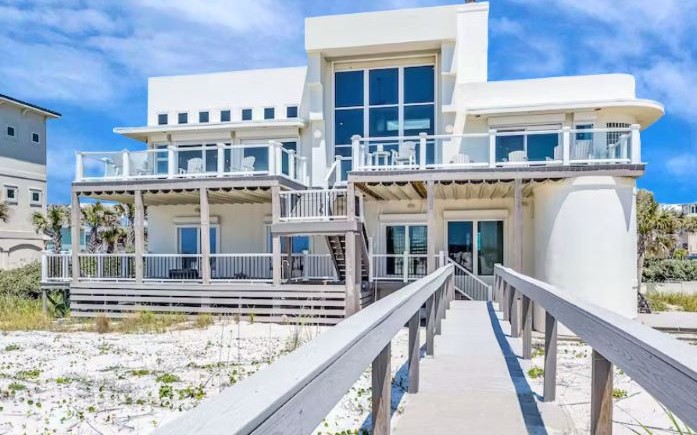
[391,141,416,166]
[450,153,471,165]
[507,150,527,163]
[573,140,593,160]
[546,146,562,162]
[241,156,256,173]
[179,157,203,175]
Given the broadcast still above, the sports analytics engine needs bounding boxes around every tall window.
[6,126,15,137]
[334,64,435,177]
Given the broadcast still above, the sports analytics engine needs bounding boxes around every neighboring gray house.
[0,94,60,268]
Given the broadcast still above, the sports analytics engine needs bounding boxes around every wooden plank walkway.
[393,301,573,434]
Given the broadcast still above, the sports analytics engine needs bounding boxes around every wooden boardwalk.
[393,301,573,435]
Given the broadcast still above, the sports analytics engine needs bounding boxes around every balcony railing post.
[562,126,571,165]
[522,295,532,359]
[41,254,48,282]
[122,150,130,179]
[630,124,641,164]
[419,132,427,169]
[275,142,283,175]
[426,293,435,356]
[402,251,408,283]
[268,141,276,176]
[488,129,497,168]
[75,152,84,181]
[217,143,225,176]
[167,146,176,178]
[351,135,362,171]
[288,150,296,179]
[510,288,521,338]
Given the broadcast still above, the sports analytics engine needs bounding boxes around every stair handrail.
[324,156,340,188]
[447,257,491,299]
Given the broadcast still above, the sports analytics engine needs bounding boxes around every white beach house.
[43,2,664,324]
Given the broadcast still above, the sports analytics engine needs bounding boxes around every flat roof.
[114,119,306,141]
[0,93,61,118]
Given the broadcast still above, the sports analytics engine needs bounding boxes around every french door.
[385,224,428,277]
[177,226,218,269]
[446,220,504,276]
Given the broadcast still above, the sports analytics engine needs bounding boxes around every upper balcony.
[74,141,308,185]
[330,125,643,184]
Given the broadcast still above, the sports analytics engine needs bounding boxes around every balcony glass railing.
[76,142,308,184]
[350,125,639,171]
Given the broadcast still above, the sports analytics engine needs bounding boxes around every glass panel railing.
[80,152,125,179]
[128,149,169,178]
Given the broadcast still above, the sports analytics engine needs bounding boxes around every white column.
[351,135,361,170]
[288,150,296,180]
[630,124,641,164]
[271,185,281,286]
[71,192,80,282]
[75,153,84,181]
[134,190,145,284]
[488,129,497,168]
[199,188,211,284]
[167,146,176,178]
[562,126,571,165]
[419,132,427,169]
[122,150,130,179]
[217,143,225,176]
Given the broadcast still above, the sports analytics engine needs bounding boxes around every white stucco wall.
[533,176,638,322]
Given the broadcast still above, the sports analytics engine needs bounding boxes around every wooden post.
[71,191,80,282]
[199,188,211,284]
[372,343,391,435]
[510,288,521,338]
[426,294,435,356]
[591,351,613,435]
[272,185,282,287]
[435,286,443,335]
[543,311,558,402]
[345,231,359,316]
[502,282,510,321]
[514,178,523,272]
[426,180,436,273]
[522,295,532,359]
[134,190,145,284]
[408,312,420,393]
[42,288,48,314]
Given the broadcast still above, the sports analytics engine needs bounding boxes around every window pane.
[158,114,168,125]
[335,71,364,108]
[281,141,297,175]
[409,226,428,254]
[178,113,188,124]
[286,106,298,118]
[405,66,435,104]
[335,109,364,145]
[282,236,310,253]
[478,221,504,275]
[199,111,209,123]
[242,109,252,121]
[576,124,592,141]
[179,227,198,254]
[369,106,399,137]
[205,146,217,172]
[496,134,524,162]
[221,110,231,122]
[369,68,398,106]
[264,107,275,120]
[403,104,434,136]
[386,225,406,276]
[448,221,474,273]
[527,133,559,161]
[209,228,217,254]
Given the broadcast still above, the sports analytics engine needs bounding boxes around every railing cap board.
[495,264,697,429]
[153,265,453,435]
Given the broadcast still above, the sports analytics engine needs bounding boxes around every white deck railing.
[41,252,72,282]
[350,125,640,172]
[279,189,349,222]
[371,253,430,282]
[75,142,308,184]
[448,258,492,301]
[210,254,273,282]
[78,253,135,281]
[287,253,338,281]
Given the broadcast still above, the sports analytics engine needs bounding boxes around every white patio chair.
[241,156,255,173]
[391,141,416,166]
[573,140,593,160]
[450,153,471,165]
[507,150,527,163]
[546,146,562,162]
[179,157,203,175]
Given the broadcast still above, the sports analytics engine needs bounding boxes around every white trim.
[488,113,565,127]
[29,188,42,206]
[379,213,427,223]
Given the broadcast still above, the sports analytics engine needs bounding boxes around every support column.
[134,190,145,284]
[426,180,436,273]
[272,185,282,286]
[344,231,359,316]
[408,312,420,393]
[71,191,80,282]
[372,343,391,435]
[591,351,613,435]
[513,178,523,271]
[199,188,211,284]
[543,312,558,402]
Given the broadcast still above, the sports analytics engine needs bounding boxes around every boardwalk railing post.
[591,350,613,435]
[502,282,510,320]
[408,312,420,394]
[426,294,435,356]
[510,288,521,338]
[543,311,558,402]
[435,285,445,335]
[372,343,391,435]
[522,295,532,359]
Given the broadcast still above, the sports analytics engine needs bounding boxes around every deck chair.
[507,150,527,163]
[450,153,471,165]
[573,140,593,160]
[179,157,203,175]
[241,156,256,173]
[391,141,416,166]
[546,146,562,162]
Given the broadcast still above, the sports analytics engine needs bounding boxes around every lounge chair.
[391,141,416,166]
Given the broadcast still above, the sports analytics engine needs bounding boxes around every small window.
[575,124,593,141]
[4,186,17,204]
[6,126,15,137]
[30,189,42,205]
[286,106,298,118]
[264,107,275,120]
[158,114,168,125]
[220,110,231,122]
[242,108,253,121]
[178,112,188,124]
[199,111,209,123]
[32,133,40,143]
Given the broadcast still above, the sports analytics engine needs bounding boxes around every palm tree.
[114,203,136,252]
[101,226,127,253]
[32,205,69,253]
[637,190,681,284]
[0,199,9,223]
[81,202,118,253]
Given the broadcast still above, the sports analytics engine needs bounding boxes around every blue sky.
[1,0,695,204]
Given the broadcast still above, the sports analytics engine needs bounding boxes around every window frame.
[220,109,231,123]
[31,132,40,143]
[157,113,168,125]
[4,185,18,204]
[264,107,275,120]
[285,105,299,119]
[6,126,15,137]
[241,108,253,121]
[177,112,189,125]
[198,111,209,123]
[29,188,42,206]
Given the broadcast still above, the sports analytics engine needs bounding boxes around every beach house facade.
[44,2,664,323]
[0,94,60,268]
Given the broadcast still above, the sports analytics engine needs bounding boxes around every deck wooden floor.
[393,301,573,435]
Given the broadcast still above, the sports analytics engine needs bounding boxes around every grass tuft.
[645,292,697,312]
[527,366,544,379]
[195,313,214,329]
[95,315,111,334]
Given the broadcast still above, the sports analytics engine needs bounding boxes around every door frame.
[443,209,508,277]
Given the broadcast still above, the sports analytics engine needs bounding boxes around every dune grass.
[0,295,54,331]
[645,292,697,312]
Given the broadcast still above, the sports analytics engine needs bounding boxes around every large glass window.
[478,221,504,275]
[404,66,435,104]
[447,221,474,273]
[369,68,398,105]
[335,71,364,108]
[385,224,427,277]
[447,220,504,276]
[495,126,560,162]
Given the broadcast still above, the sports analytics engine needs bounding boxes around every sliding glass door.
[447,220,504,276]
[385,224,427,277]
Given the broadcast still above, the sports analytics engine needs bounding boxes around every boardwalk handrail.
[494,264,697,433]
[447,258,492,301]
[154,264,454,435]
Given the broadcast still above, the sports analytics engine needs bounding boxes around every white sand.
[0,322,690,434]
